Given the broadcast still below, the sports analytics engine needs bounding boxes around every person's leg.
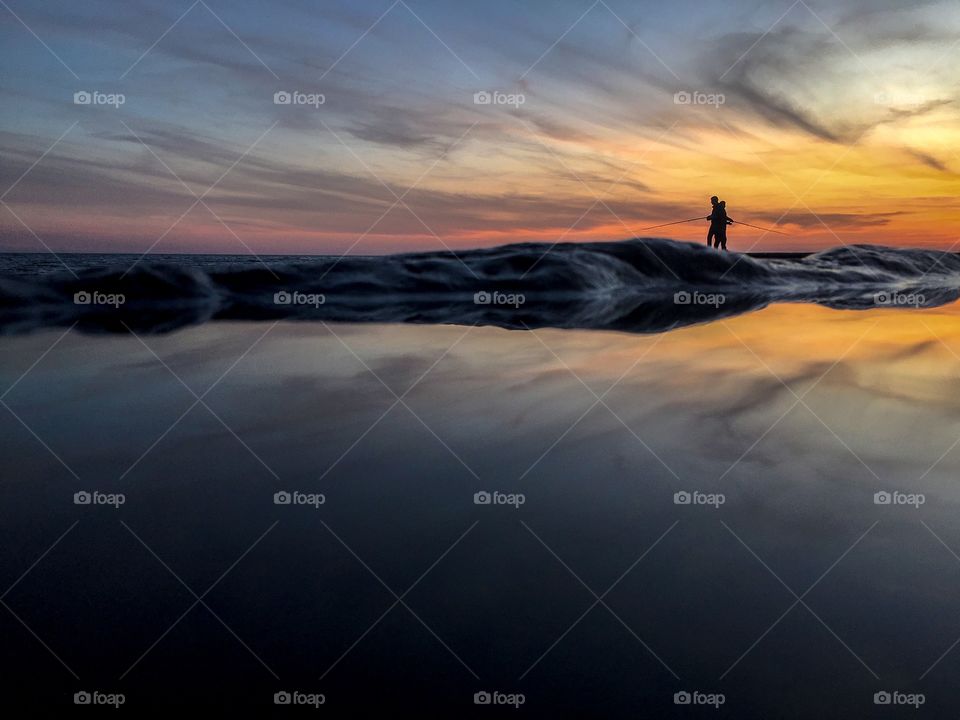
[707,228,715,246]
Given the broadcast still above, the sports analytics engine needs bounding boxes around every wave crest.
[2,239,958,334]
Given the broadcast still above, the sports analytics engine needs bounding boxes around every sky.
[1,0,959,254]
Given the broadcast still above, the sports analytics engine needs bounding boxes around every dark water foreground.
[2,239,959,335]
[2,300,960,715]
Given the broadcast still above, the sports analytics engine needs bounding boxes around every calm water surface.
[2,303,960,715]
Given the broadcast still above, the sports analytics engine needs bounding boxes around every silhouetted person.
[706,196,734,251]
[706,196,721,247]
[715,200,735,250]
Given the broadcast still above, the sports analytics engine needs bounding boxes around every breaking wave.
[1,239,958,334]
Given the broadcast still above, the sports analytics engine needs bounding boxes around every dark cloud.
[0,123,675,244]
[697,27,858,143]
[904,149,949,173]
[748,211,906,229]
[693,14,958,144]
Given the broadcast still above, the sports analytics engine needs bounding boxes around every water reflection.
[1,302,960,715]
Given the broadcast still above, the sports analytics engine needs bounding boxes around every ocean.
[2,241,959,714]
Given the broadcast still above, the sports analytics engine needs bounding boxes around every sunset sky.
[1,0,959,254]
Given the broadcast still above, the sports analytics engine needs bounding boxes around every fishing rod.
[636,217,706,232]
[730,220,788,236]
[638,216,789,235]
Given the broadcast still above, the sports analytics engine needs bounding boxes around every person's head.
[719,200,726,207]
[710,195,719,205]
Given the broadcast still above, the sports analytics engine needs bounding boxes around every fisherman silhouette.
[706,196,735,251]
